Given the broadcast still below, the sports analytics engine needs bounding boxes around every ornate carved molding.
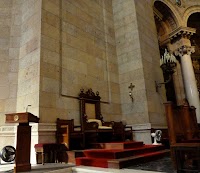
[169,26,196,41]
[160,27,196,47]
[174,45,195,57]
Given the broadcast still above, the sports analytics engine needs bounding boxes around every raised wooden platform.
[75,141,170,169]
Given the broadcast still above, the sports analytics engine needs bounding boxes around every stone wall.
[16,0,41,116]
[0,0,18,125]
[40,0,121,124]
[0,0,42,164]
[136,0,167,127]
[0,0,41,119]
[113,0,145,125]
[112,0,166,128]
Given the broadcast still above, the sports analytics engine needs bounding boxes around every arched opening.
[188,12,200,92]
[154,1,177,103]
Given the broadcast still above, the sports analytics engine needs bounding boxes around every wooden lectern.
[5,112,39,172]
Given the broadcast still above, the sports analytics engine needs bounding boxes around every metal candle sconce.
[155,49,177,92]
[128,83,135,102]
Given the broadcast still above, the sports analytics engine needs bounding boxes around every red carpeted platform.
[75,141,170,169]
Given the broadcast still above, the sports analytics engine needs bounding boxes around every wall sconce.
[128,83,135,102]
[155,49,177,92]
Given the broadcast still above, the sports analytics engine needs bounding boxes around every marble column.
[175,45,200,123]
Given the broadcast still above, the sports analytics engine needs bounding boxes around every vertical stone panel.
[17,0,41,116]
[113,0,149,124]
[113,0,166,127]
[135,0,166,127]
[0,0,17,125]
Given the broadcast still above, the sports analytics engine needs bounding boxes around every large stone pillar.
[167,27,200,123]
[175,45,200,123]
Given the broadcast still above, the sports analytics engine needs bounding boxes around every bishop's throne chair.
[79,88,114,147]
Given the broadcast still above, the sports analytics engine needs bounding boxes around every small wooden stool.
[34,143,58,164]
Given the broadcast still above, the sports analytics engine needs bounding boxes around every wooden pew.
[164,101,200,171]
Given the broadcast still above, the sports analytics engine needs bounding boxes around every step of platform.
[91,141,144,149]
[75,140,170,169]
[76,149,170,169]
[83,145,165,159]
[108,149,170,169]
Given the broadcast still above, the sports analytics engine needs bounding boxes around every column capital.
[174,45,195,57]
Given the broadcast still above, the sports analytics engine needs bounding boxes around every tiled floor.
[0,157,176,173]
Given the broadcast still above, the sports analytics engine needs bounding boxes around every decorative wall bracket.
[155,75,172,92]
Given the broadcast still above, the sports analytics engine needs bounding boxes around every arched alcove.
[187,12,200,92]
[153,1,178,103]
[154,1,178,44]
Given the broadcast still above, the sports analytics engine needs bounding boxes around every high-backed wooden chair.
[79,88,114,129]
[79,88,114,146]
[56,118,84,150]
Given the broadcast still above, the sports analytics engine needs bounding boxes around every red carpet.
[75,141,170,169]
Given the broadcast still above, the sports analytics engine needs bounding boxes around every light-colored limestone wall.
[0,0,41,120]
[0,0,42,164]
[112,0,166,127]
[112,0,149,125]
[135,0,167,127]
[0,0,14,125]
[17,0,42,116]
[40,0,121,124]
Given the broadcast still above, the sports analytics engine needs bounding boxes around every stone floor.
[127,156,176,173]
[0,157,176,173]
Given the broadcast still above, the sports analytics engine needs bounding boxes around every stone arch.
[152,0,182,46]
[183,6,200,27]
[152,0,182,29]
[152,0,181,104]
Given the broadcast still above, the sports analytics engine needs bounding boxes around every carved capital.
[174,45,195,57]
